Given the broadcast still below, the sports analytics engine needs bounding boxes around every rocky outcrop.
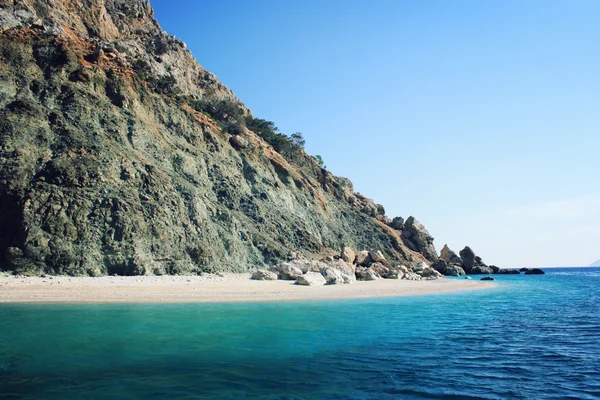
[0,0,447,276]
[251,269,278,280]
[431,259,465,276]
[401,217,438,262]
[440,244,463,267]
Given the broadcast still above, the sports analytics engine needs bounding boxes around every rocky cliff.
[0,0,448,276]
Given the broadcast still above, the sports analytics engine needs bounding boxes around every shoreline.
[0,274,494,304]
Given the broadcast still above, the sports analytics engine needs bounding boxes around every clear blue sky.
[150,0,599,267]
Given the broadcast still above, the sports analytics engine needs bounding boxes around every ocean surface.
[1,268,599,399]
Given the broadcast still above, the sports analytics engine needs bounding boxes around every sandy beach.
[0,273,493,303]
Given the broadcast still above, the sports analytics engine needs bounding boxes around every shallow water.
[1,268,599,399]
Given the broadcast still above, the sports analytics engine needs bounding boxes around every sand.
[0,273,494,304]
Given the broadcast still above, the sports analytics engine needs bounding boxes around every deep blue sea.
[1,267,599,399]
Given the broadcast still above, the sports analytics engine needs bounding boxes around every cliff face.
[0,0,435,275]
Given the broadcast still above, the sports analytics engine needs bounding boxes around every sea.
[0,267,599,399]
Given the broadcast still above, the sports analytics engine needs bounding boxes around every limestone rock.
[355,251,372,267]
[295,272,327,286]
[270,263,303,280]
[251,269,278,280]
[340,247,356,264]
[355,267,381,281]
[322,267,354,285]
[412,262,443,279]
[370,250,386,264]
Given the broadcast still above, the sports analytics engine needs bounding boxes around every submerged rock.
[481,276,495,281]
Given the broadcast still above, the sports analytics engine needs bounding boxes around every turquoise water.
[1,268,599,399]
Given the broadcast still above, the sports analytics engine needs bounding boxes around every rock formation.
[0,0,487,277]
[401,217,438,262]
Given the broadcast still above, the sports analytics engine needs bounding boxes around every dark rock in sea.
[525,268,545,275]
[520,268,530,272]
[498,269,521,275]
[470,265,494,275]
[481,276,495,281]
[489,265,501,274]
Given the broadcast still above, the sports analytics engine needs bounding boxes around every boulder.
[459,246,476,272]
[519,268,530,272]
[444,265,466,276]
[470,265,494,275]
[329,259,356,276]
[440,244,463,266]
[402,271,422,281]
[340,247,356,264]
[230,135,249,149]
[355,250,372,267]
[269,262,303,280]
[431,259,447,274]
[370,262,393,279]
[524,268,545,275]
[413,262,444,279]
[481,276,495,281]
[295,272,327,286]
[322,267,354,285]
[401,217,438,261]
[389,216,405,230]
[355,267,381,281]
[498,269,520,275]
[251,269,278,281]
[370,250,386,264]
[489,265,501,274]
